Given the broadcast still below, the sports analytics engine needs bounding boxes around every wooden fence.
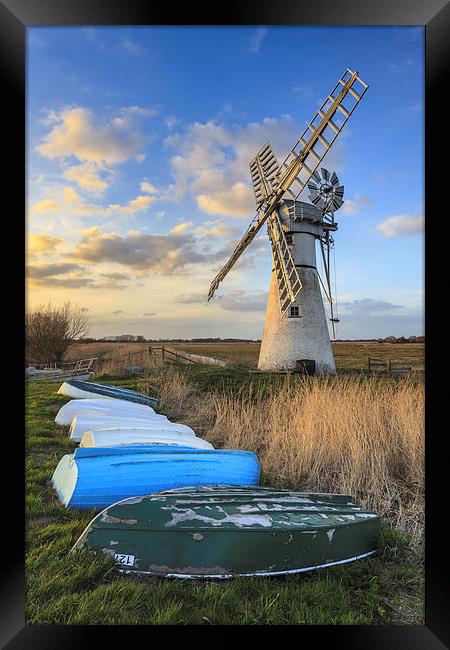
[147,346,198,365]
[368,356,424,376]
[93,346,199,373]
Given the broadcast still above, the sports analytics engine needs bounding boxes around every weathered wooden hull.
[69,415,194,441]
[52,449,260,510]
[73,486,380,578]
[58,380,158,407]
[55,398,157,425]
[80,429,214,450]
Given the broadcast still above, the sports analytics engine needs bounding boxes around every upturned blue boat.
[51,446,260,510]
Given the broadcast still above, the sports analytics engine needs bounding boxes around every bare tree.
[25,301,91,363]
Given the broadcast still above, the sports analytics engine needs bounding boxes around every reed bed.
[145,369,424,545]
[93,349,164,376]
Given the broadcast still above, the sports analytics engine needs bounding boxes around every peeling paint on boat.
[101,514,138,525]
[164,508,274,529]
[73,486,380,578]
[121,496,144,505]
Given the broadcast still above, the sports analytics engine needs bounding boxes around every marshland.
[26,342,424,625]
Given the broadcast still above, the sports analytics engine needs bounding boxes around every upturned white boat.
[79,429,214,450]
[57,380,157,407]
[69,415,195,442]
[55,398,157,426]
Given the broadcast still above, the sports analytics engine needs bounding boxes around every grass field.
[66,340,425,372]
[25,365,424,625]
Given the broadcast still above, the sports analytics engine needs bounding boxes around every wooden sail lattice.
[207,68,368,312]
[249,142,280,209]
[267,213,302,316]
[276,68,368,203]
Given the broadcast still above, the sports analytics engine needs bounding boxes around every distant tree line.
[377,336,424,343]
[76,335,424,344]
[333,336,424,343]
[78,336,262,343]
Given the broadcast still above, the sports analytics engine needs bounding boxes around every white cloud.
[169,222,193,235]
[179,289,268,312]
[27,262,95,288]
[340,298,403,314]
[388,58,414,74]
[62,187,81,203]
[27,233,65,256]
[31,188,155,219]
[106,195,154,216]
[64,163,109,194]
[292,84,313,98]
[248,28,267,54]
[120,39,146,56]
[342,194,374,216]
[162,115,299,216]
[197,182,255,218]
[36,106,150,166]
[335,297,423,339]
[140,181,158,194]
[32,198,60,214]
[165,115,180,130]
[375,213,424,237]
[194,221,236,239]
[67,225,231,275]
[81,28,106,51]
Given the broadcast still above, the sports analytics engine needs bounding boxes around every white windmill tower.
[207,68,368,374]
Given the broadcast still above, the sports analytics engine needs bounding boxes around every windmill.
[207,68,368,374]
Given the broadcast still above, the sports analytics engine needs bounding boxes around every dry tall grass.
[94,349,164,376]
[142,369,424,545]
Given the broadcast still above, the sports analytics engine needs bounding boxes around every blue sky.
[27,26,424,339]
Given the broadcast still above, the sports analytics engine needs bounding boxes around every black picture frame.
[1,0,447,646]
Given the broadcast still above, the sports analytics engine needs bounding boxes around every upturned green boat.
[73,486,380,578]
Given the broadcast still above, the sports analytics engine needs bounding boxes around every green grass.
[25,374,423,625]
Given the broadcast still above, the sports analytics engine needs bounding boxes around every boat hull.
[52,449,260,510]
[55,398,157,425]
[58,380,158,407]
[69,415,193,441]
[80,429,213,450]
[73,486,380,578]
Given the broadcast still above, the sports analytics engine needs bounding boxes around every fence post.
[148,346,152,359]
[368,356,371,372]
[162,346,165,364]
[388,358,391,374]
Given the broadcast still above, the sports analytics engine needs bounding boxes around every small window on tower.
[286,234,293,245]
[289,305,300,318]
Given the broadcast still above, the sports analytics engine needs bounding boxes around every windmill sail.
[267,213,302,315]
[275,68,368,203]
[207,68,368,309]
[249,142,280,208]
